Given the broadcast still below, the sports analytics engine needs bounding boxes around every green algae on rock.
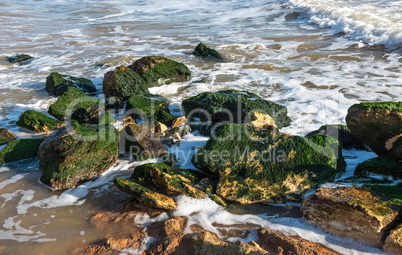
[346,101,402,160]
[17,110,65,133]
[182,90,292,133]
[113,178,177,210]
[48,87,103,121]
[355,156,402,179]
[46,72,97,96]
[6,54,33,63]
[0,139,44,165]
[71,106,116,125]
[0,128,16,145]
[193,43,223,60]
[126,94,169,118]
[306,124,369,151]
[128,56,191,88]
[38,120,119,190]
[192,124,345,204]
[384,223,402,254]
[102,65,149,99]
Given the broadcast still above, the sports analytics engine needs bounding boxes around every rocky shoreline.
[2,45,402,254]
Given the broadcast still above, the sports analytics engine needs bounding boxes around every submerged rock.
[123,123,168,160]
[306,124,369,151]
[128,56,191,88]
[38,121,119,190]
[346,102,402,160]
[385,223,402,254]
[102,65,149,100]
[0,139,44,165]
[113,178,177,210]
[16,110,65,133]
[193,43,223,60]
[182,90,291,134]
[6,54,33,63]
[45,72,96,96]
[48,87,103,121]
[0,128,16,145]
[193,124,345,204]
[301,186,401,248]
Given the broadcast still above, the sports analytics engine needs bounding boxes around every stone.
[165,125,192,139]
[346,102,402,160]
[128,56,191,88]
[161,153,179,166]
[193,124,346,204]
[105,96,124,109]
[126,94,169,119]
[123,123,168,160]
[210,194,228,207]
[48,87,103,121]
[306,124,369,151]
[182,90,292,133]
[38,121,119,190]
[384,223,402,255]
[153,109,176,127]
[355,156,402,179]
[301,186,400,248]
[71,106,115,125]
[16,110,65,133]
[0,139,43,165]
[0,128,16,145]
[102,65,149,99]
[45,72,96,96]
[113,178,177,210]
[154,122,168,135]
[6,54,33,63]
[248,111,277,130]
[171,116,187,129]
[193,43,223,60]
[163,217,186,236]
[257,228,340,255]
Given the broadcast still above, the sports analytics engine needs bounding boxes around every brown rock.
[163,216,187,236]
[257,228,340,255]
[0,128,16,145]
[154,122,168,135]
[301,186,399,248]
[171,116,187,129]
[385,223,402,255]
[249,111,277,130]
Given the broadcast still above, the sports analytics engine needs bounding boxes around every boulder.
[193,43,223,60]
[102,65,149,99]
[45,72,96,96]
[192,124,346,204]
[123,123,168,160]
[128,56,191,88]
[306,124,369,151]
[126,94,169,118]
[48,87,103,121]
[346,102,402,160]
[0,128,16,145]
[71,106,115,125]
[384,223,402,255]
[355,156,402,179]
[38,121,119,189]
[257,228,340,255]
[301,186,401,248]
[153,108,176,127]
[182,90,292,134]
[16,110,65,133]
[171,116,187,129]
[0,139,44,165]
[6,54,33,63]
[113,178,177,210]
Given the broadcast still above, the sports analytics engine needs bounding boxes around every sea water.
[0,0,401,254]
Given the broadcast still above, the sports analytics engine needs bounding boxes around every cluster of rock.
[3,46,401,254]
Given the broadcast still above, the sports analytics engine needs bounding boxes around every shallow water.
[0,0,401,254]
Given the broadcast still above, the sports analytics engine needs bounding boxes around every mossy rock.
[46,72,96,96]
[113,178,177,210]
[182,90,291,132]
[102,65,149,100]
[210,194,229,207]
[0,139,44,165]
[128,56,191,88]
[306,124,369,151]
[126,94,169,118]
[153,108,176,127]
[17,110,65,133]
[0,128,16,145]
[161,153,179,166]
[6,54,33,63]
[193,43,223,60]
[71,107,115,125]
[192,124,345,204]
[346,101,402,160]
[38,120,119,190]
[48,87,103,121]
[355,156,402,179]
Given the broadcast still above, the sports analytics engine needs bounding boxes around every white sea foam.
[0,173,28,191]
